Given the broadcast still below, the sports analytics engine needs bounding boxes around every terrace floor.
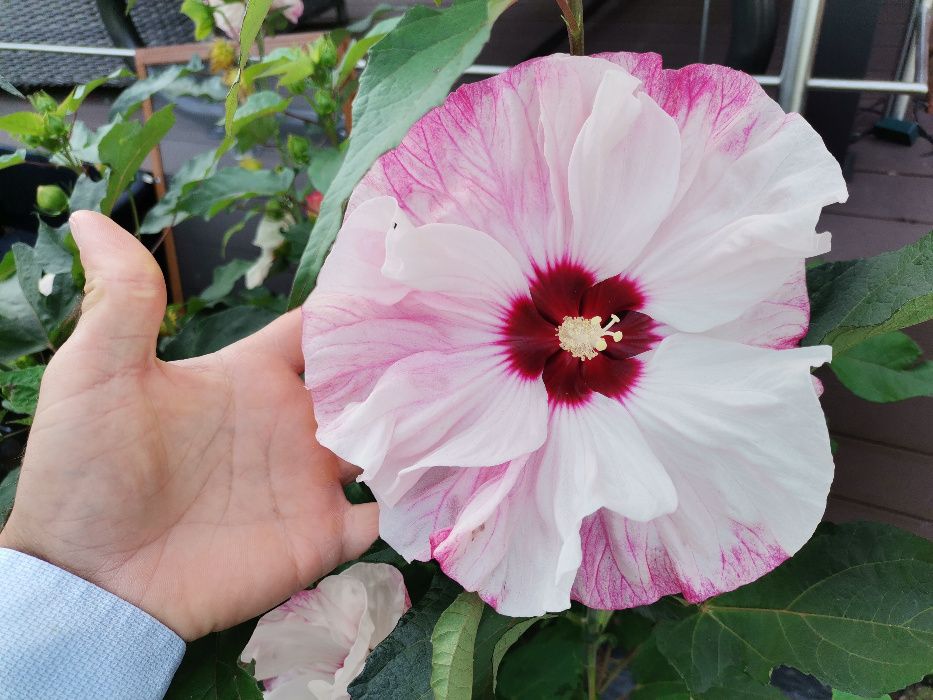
[0,0,931,535]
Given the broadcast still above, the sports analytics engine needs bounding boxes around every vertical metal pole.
[886,0,921,117]
[778,0,827,113]
[698,0,712,62]
[890,0,931,119]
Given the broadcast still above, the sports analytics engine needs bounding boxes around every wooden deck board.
[821,363,933,457]
[830,436,933,521]
[825,496,933,538]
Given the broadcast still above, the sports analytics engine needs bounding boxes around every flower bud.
[36,184,69,216]
[265,198,285,219]
[286,134,311,165]
[313,89,336,116]
[44,114,69,142]
[305,190,323,217]
[209,39,237,74]
[319,38,338,70]
[29,91,58,114]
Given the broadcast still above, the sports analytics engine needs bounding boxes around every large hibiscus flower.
[302,52,847,616]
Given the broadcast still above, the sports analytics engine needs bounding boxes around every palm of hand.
[0,213,375,640]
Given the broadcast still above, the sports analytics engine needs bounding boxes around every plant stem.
[127,192,140,236]
[556,0,585,55]
[584,608,613,700]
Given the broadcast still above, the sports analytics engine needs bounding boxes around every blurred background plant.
[0,1,402,475]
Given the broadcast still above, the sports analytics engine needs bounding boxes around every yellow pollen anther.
[556,314,624,361]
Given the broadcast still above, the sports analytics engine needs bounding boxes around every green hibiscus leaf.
[630,633,782,699]
[224,0,275,134]
[348,575,462,699]
[288,0,516,308]
[68,174,109,213]
[337,16,403,85]
[229,90,292,136]
[0,468,20,528]
[0,112,45,139]
[0,365,45,416]
[0,69,24,98]
[831,331,933,402]
[176,167,293,219]
[140,149,221,233]
[0,236,73,362]
[306,146,346,193]
[110,56,205,119]
[832,692,891,700]
[159,306,278,361]
[488,616,542,693]
[430,591,485,699]
[181,0,216,41]
[630,634,692,700]
[98,105,176,216]
[164,620,262,700]
[654,522,933,698]
[0,149,26,171]
[0,274,49,362]
[192,259,253,311]
[58,68,132,116]
[0,242,80,362]
[496,617,585,700]
[804,231,933,354]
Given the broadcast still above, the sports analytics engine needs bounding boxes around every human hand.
[0,211,378,641]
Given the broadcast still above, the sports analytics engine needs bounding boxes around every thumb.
[67,210,166,371]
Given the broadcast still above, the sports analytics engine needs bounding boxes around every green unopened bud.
[264,198,285,220]
[45,114,68,139]
[308,39,323,65]
[29,91,58,114]
[319,37,338,69]
[36,184,69,216]
[313,88,337,116]
[286,134,311,166]
[286,78,311,96]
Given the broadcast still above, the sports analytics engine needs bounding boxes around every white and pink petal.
[381,395,677,616]
[316,346,547,506]
[572,334,834,608]
[567,68,681,279]
[350,55,641,275]
[706,266,811,349]
[596,53,846,333]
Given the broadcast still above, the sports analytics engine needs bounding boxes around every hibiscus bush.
[1,0,932,698]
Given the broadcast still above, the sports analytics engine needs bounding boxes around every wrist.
[0,521,194,640]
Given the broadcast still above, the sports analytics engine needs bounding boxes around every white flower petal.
[383,396,676,616]
[37,272,55,297]
[572,334,834,608]
[567,70,681,280]
[321,346,548,506]
[629,113,845,333]
[243,564,408,700]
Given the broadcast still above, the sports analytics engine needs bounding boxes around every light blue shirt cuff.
[0,547,186,699]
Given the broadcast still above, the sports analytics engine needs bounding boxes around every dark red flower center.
[500,260,659,406]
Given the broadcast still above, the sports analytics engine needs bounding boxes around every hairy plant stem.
[556,0,585,55]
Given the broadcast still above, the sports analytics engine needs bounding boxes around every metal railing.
[1,0,929,114]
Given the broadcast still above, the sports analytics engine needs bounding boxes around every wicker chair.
[0,0,345,88]
[0,0,191,87]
